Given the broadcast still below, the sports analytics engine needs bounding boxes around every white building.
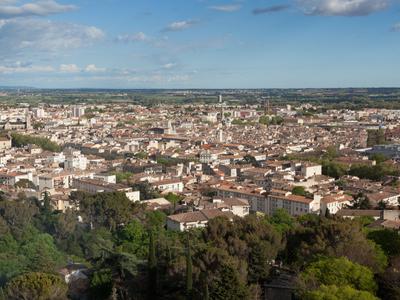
[0,136,11,150]
[33,107,45,118]
[64,149,87,171]
[47,152,66,165]
[167,209,234,231]
[0,172,32,186]
[73,178,140,202]
[321,193,353,215]
[300,163,322,179]
[151,179,184,193]
[71,105,85,118]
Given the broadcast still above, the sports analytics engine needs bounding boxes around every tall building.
[25,109,32,130]
[33,107,45,118]
[71,105,85,118]
[64,148,87,171]
[218,95,222,103]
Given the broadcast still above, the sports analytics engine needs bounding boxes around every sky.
[0,0,400,89]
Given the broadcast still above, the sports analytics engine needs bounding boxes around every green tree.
[117,219,148,258]
[299,257,377,293]
[292,186,306,196]
[210,263,249,300]
[148,230,157,299]
[322,160,347,179]
[367,129,386,147]
[165,192,184,213]
[285,217,387,273]
[14,179,36,189]
[303,285,378,300]
[349,193,372,209]
[79,192,141,231]
[186,236,193,299]
[4,272,68,300]
[11,133,61,152]
[0,200,38,239]
[131,181,161,200]
[376,257,400,300]
[324,146,339,160]
[367,229,400,257]
[89,269,113,300]
[21,232,64,273]
[204,215,283,284]
[370,153,389,164]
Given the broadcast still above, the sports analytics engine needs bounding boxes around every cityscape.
[1,0,400,300]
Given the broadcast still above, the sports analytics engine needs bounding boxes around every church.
[0,110,32,131]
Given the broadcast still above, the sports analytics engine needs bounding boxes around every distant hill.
[0,86,36,90]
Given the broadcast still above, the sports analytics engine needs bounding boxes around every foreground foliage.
[0,192,397,299]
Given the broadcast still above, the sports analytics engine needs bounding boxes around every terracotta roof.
[168,209,233,223]
[368,219,400,229]
[367,192,399,203]
[322,194,353,204]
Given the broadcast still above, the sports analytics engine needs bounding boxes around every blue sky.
[0,0,399,88]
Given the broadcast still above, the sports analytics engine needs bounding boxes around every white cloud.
[391,23,400,32]
[116,32,148,43]
[0,0,76,18]
[163,20,197,32]
[299,0,389,16]
[0,18,105,58]
[209,4,241,12]
[59,64,80,73]
[84,64,105,72]
[162,63,177,70]
[0,63,54,73]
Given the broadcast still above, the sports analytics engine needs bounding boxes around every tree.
[185,236,193,299]
[292,186,306,196]
[243,155,257,166]
[145,210,166,230]
[79,192,141,231]
[367,229,400,257]
[21,232,64,273]
[349,193,372,209]
[285,217,387,273]
[303,285,378,300]
[376,256,400,300]
[11,133,62,152]
[148,230,157,299]
[117,219,148,258]
[210,263,249,300]
[203,215,283,284]
[259,115,283,126]
[370,153,389,164]
[4,272,68,300]
[131,181,161,200]
[324,146,339,160]
[82,227,114,261]
[349,164,400,181]
[299,257,377,293]
[89,269,113,300]
[0,200,38,239]
[165,193,184,213]
[322,160,347,179]
[270,208,296,234]
[367,129,386,147]
[14,179,36,189]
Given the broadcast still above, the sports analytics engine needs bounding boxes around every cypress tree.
[201,272,209,300]
[148,230,157,299]
[186,235,193,300]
